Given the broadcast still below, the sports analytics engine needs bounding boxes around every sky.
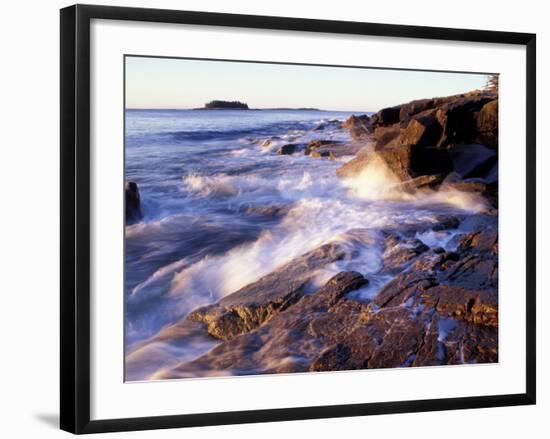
[125,56,490,112]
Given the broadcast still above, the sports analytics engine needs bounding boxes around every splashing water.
[125,109,488,354]
[342,154,412,201]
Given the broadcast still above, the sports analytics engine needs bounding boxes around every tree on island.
[204,100,249,109]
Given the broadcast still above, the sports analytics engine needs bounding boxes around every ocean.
[125,109,488,379]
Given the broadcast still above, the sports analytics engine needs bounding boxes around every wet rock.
[448,143,497,181]
[158,272,370,378]
[342,115,372,140]
[313,119,343,131]
[396,174,444,193]
[125,319,217,381]
[260,136,281,147]
[310,343,353,371]
[277,143,297,155]
[336,144,453,182]
[241,204,290,218]
[160,226,498,378]
[125,181,142,224]
[431,284,498,327]
[305,139,338,155]
[312,142,365,159]
[444,323,498,364]
[187,242,349,341]
[432,215,461,231]
[382,234,429,272]
[374,229,498,324]
[441,180,488,194]
[310,150,332,158]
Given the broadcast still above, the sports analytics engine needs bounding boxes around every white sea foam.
[125,109,493,370]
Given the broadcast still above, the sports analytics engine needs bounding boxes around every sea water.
[125,109,486,354]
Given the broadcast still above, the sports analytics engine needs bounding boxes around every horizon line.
[124,106,375,113]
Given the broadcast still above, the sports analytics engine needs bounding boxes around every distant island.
[195,100,323,111]
[202,100,249,110]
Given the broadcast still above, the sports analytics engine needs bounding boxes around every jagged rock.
[158,271,370,378]
[336,144,453,182]
[260,136,281,147]
[374,229,498,323]
[313,119,343,131]
[382,234,429,272]
[396,174,444,193]
[435,95,494,147]
[277,143,297,155]
[187,242,349,341]
[398,114,443,147]
[241,204,290,217]
[313,143,364,159]
[305,139,337,155]
[448,143,497,181]
[310,150,331,158]
[365,92,498,152]
[125,181,142,224]
[372,106,401,126]
[342,115,372,139]
[373,124,401,149]
[156,229,498,378]
[476,100,498,148]
[399,98,436,120]
[441,180,488,194]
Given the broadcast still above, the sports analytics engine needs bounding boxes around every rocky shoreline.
[126,90,499,380]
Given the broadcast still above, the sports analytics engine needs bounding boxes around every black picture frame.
[60,4,536,434]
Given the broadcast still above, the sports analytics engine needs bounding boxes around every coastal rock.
[160,231,498,378]
[310,150,332,158]
[372,106,401,126]
[305,139,365,159]
[399,98,436,120]
[397,114,443,147]
[277,143,297,155]
[187,242,349,341]
[448,143,497,180]
[260,136,281,148]
[314,143,364,159]
[373,229,498,323]
[435,95,494,147]
[157,226,498,378]
[357,92,498,152]
[240,204,290,218]
[373,124,401,149]
[382,234,429,272]
[336,144,453,182]
[305,139,337,155]
[342,115,372,140]
[396,174,444,193]
[476,100,498,148]
[338,91,498,199]
[313,119,343,131]
[158,271,371,378]
[125,181,142,224]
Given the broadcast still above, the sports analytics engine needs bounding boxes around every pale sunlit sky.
[125,56,490,112]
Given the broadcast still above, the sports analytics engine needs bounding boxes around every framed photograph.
[60,4,536,434]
